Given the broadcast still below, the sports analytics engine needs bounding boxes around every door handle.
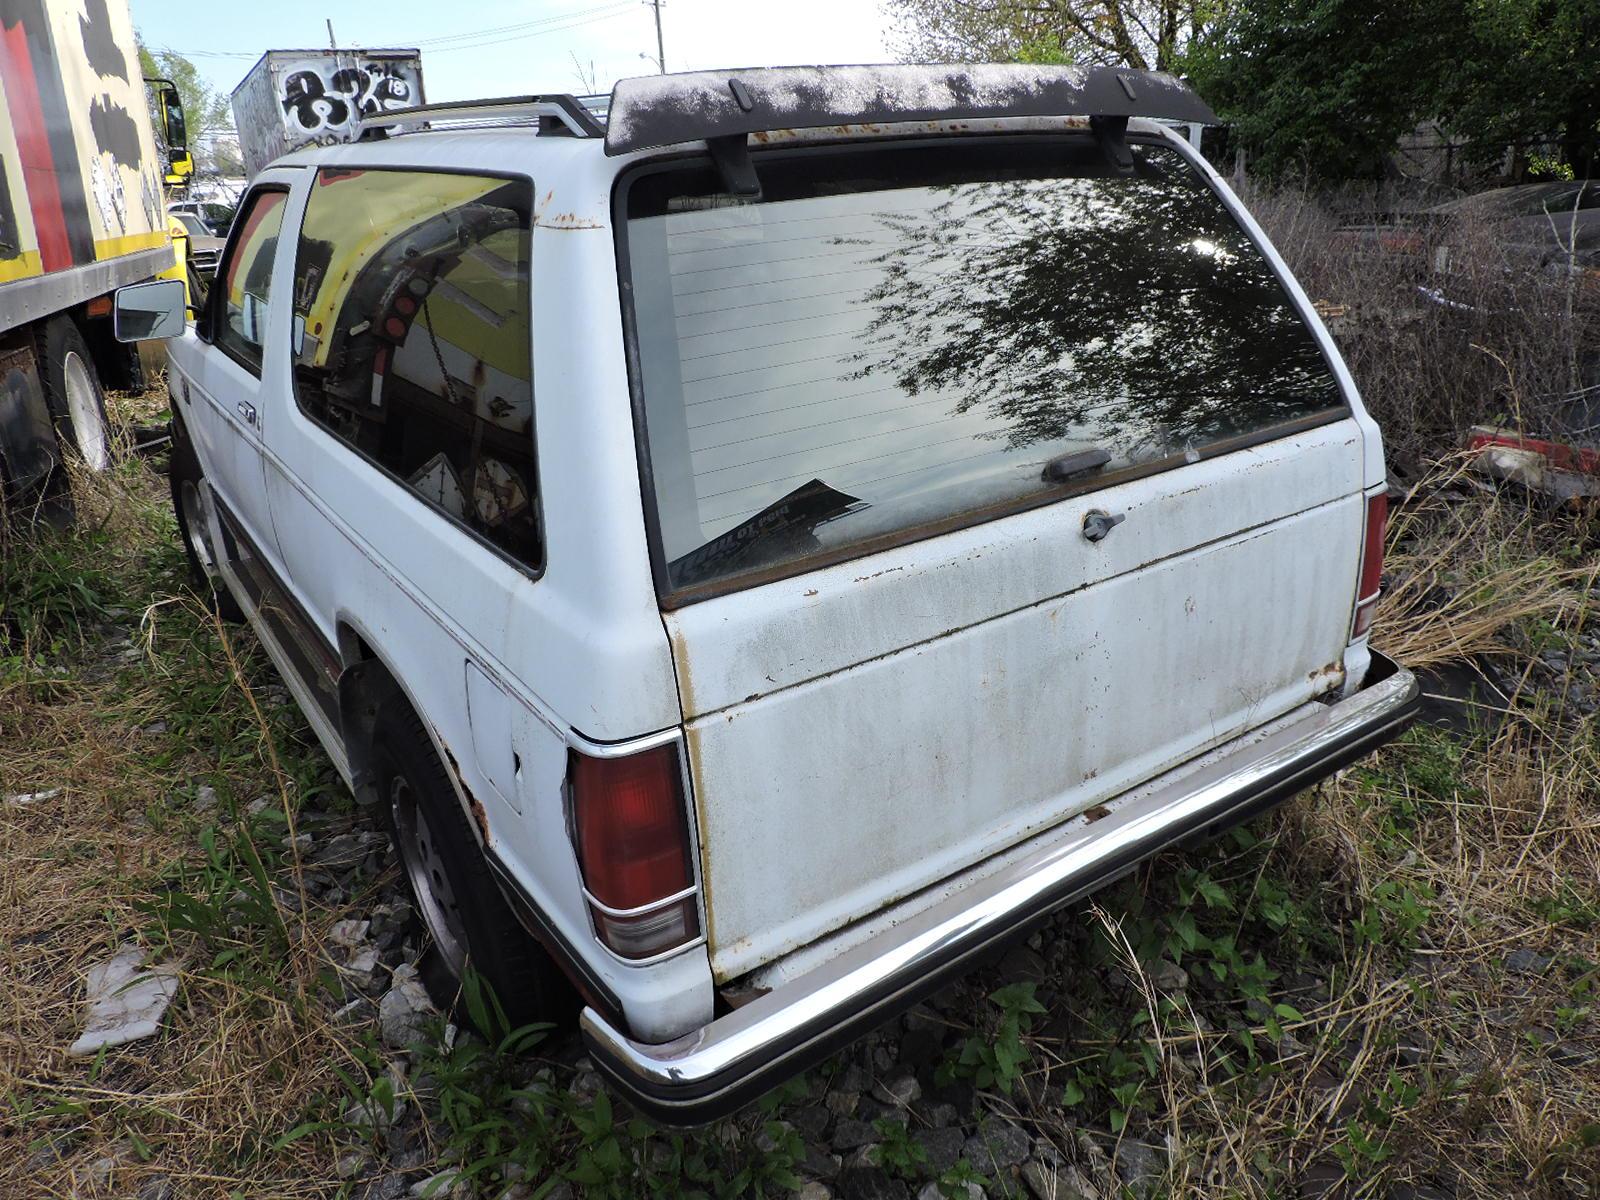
[1082,509,1125,542]
[236,401,256,426]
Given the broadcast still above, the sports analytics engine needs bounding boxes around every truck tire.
[35,316,113,471]
[168,418,245,622]
[373,695,573,1033]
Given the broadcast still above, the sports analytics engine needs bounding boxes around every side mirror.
[161,87,187,150]
[145,78,193,184]
[146,79,188,153]
[114,279,188,342]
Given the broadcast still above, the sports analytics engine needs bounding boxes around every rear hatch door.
[620,133,1367,980]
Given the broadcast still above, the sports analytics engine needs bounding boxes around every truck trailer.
[231,48,423,180]
[0,0,188,517]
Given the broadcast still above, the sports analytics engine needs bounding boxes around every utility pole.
[326,18,337,49]
[646,0,664,73]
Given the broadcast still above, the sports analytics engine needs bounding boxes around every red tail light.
[1351,492,1387,639]
[569,744,700,960]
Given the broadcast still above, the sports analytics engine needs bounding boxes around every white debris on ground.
[4,787,62,805]
[378,963,438,1050]
[68,946,182,1057]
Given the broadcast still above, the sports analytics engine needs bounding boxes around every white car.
[113,64,1419,1123]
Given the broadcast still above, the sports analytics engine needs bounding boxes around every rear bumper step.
[581,651,1419,1124]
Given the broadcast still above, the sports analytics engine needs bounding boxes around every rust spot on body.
[1309,660,1346,696]
[667,621,696,718]
[468,794,491,841]
[535,211,603,231]
[682,722,716,957]
[440,741,492,845]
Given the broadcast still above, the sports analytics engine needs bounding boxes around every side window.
[214,189,288,376]
[291,169,539,568]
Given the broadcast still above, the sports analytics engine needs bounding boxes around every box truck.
[0,0,190,518]
[230,48,423,179]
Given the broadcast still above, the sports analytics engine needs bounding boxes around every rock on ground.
[1112,1139,1167,1196]
[409,1169,469,1197]
[1023,1159,1102,1200]
[837,1166,909,1200]
[963,1118,1031,1173]
[68,946,181,1057]
[872,1074,922,1108]
[379,963,437,1049]
[914,1126,967,1175]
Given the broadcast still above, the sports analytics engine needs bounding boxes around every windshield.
[174,212,208,237]
[624,138,1345,595]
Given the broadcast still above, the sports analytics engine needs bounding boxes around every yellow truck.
[0,0,188,518]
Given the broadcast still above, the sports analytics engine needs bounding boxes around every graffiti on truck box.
[233,49,423,177]
[279,57,420,142]
[0,0,165,285]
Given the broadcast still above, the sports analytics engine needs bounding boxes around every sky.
[130,0,897,109]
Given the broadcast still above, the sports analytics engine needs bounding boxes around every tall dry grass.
[1,419,387,1198]
[1373,456,1599,674]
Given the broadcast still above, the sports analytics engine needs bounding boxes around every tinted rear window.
[623,138,1344,595]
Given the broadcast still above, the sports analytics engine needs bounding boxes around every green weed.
[872,1116,929,1179]
[940,981,1047,1094]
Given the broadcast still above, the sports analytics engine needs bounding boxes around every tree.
[1437,0,1600,178]
[1184,0,1459,180]
[885,0,1227,72]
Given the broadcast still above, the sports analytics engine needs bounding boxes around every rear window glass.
[623,139,1345,595]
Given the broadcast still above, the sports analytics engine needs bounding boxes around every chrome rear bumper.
[581,651,1419,1124]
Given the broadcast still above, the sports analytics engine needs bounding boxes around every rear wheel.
[373,697,573,1032]
[35,317,112,471]
[168,420,245,622]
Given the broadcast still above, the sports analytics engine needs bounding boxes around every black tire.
[373,696,573,1033]
[35,316,113,471]
[168,418,245,622]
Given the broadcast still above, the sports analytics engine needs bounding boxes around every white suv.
[114,64,1419,1123]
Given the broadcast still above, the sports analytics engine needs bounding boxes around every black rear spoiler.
[603,63,1218,156]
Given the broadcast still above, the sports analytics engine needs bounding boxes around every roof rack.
[358,94,605,141]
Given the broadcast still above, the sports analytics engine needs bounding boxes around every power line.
[425,4,638,54]
[159,0,638,60]
[405,1,634,47]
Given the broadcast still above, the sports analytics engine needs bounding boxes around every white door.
[174,177,297,569]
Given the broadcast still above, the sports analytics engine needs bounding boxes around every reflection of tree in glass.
[847,150,1340,456]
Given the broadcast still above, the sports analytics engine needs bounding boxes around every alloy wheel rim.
[390,775,469,978]
[62,351,109,470]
